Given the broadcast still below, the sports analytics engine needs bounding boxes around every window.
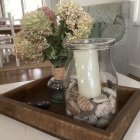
[23,0,42,13]
[2,0,43,24]
[1,0,61,24]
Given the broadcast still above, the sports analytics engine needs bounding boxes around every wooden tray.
[0,76,140,140]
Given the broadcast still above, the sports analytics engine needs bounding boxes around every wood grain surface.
[0,77,139,140]
[0,66,52,84]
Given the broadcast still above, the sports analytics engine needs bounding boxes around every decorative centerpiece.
[13,0,93,103]
[13,0,118,128]
[64,38,118,128]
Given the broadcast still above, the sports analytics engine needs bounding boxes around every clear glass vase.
[64,38,118,129]
[47,66,65,103]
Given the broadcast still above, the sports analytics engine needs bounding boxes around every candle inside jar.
[74,49,101,98]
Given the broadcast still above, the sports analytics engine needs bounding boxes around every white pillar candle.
[74,49,101,98]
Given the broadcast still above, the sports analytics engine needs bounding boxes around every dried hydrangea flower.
[38,6,57,25]
[13,1,94,64]
[21,10,53,43]
[57,0,93,40]
[13,31,47,63]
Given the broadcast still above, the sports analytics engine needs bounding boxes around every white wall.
[61,0,123,5]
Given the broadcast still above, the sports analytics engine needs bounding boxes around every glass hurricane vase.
[64,38,118,129]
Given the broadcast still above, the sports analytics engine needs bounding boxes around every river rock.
[74,113,97,125]
[96,118,110,128]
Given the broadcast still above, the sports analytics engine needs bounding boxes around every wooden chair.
[0,13,20,67]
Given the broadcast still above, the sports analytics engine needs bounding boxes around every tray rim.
[0,95,111,134]
[0,77,140,140]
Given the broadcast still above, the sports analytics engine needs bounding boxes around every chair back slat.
[0,35,14,40]
[0,17,9,21]
[0,12,20,67]
[0,26,14,31]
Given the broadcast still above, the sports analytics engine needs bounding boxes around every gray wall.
[127,25,140,77]
[116,1,140,77]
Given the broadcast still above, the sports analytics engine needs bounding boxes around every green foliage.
[43,20,70,66]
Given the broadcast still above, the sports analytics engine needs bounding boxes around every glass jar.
[47,66,65,103]
[64,38,118,129]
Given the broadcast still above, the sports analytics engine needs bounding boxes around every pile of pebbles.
[65,79,117,128]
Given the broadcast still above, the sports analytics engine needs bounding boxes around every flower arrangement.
[13,0,93,67]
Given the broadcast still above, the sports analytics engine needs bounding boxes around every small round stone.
[96,118,110,128]
[86,114,98,125]
[74,113,98,125]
